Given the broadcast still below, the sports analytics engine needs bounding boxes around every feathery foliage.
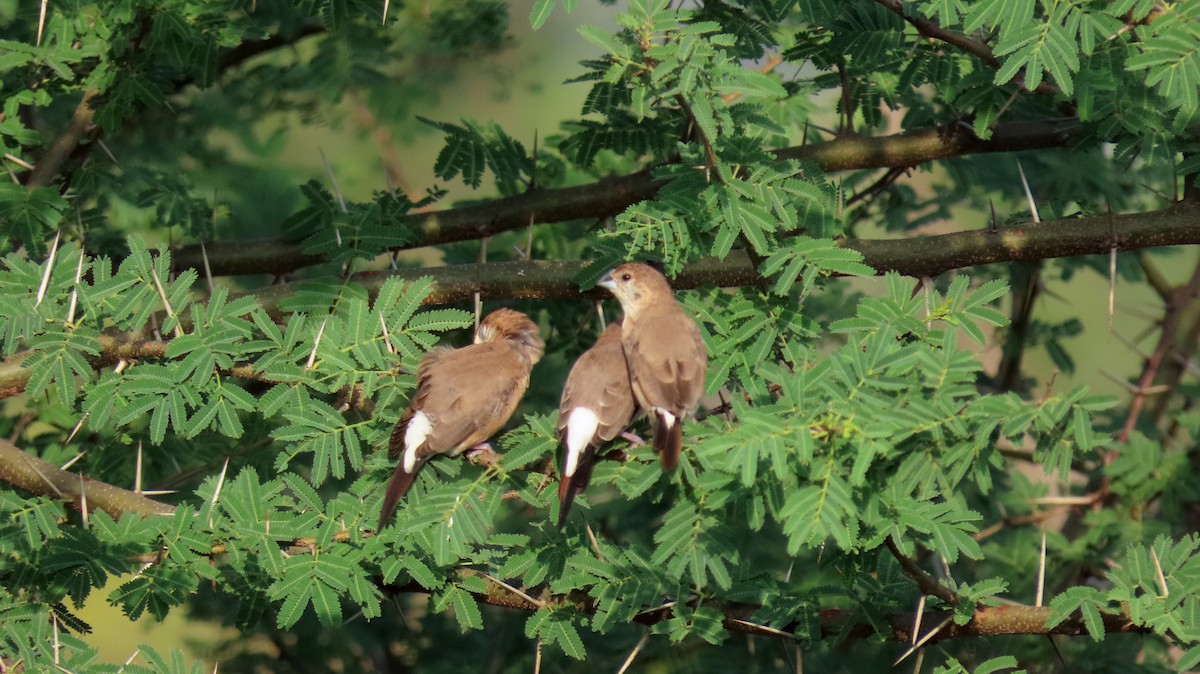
[1,0,1199,671]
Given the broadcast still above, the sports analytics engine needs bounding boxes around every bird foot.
[465,443,501,468]
[620,432,646,446]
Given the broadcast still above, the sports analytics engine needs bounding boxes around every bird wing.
[399,342,531,460]
[389,347,451,459]
[625,309,707,416]
[557,341,637,447]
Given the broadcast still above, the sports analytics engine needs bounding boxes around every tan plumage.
[599,263,706,471]
[556,321,637,528]
[378,308,543,530]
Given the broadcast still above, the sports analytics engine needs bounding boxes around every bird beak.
[597,271,616,291]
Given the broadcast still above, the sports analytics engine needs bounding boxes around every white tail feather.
[564,408,599,477]
[403,411,433,472]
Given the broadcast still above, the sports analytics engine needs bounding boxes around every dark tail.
[654,413,682,472]
[557,446,598,529]
[378,459,424,530]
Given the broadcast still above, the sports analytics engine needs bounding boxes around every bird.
[598,263,706,472]
[378,308,544,530]
[556,320,638,528]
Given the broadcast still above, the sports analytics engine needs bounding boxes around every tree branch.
[885,536,959,605]
[2,202,1198,399]
[870,0,1060,96]
[393,572,1146,643]
[0,438,173,518]
[245,200,1200,307]
[24,90,99,189]
[173,119,1077,276]
[0,440,1147,645]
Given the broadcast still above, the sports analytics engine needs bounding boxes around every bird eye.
[621,273,632,281]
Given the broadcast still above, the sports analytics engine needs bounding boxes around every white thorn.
[52,611,60,664]
[78,472,89,530]
[616,631,650,674]
[36,0,48,47]
[200,240,215,295]
[911,594,926,644]
[319,147,349,214]
[892,616,952,666]
[148,265,182,338]
[35,229,61,307]
[3,153,34,170]
[60,451,86,470]
[1036,530,1047,607]
[66,248,84,325]
[208,456,230,528]
[379,311,396,354]
[1015,159,1041,224]
[64,413,89,446]
[306,316,330,370]
[96,138,122,169]
[135,440,144,494]
[1151,547,1169,597]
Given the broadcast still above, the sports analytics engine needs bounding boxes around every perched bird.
[556,321,638,528]
[599,263,706,471]
[378,308,544,530]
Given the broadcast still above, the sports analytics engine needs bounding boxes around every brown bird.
[599,263,706,472]
[556,320,637,528]
[378,308,544,530]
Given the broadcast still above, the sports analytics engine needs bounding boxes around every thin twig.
[885,536,958,605]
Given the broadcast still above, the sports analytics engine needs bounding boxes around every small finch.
[598,263,706,471]
[556,321,637,528]
[378,308,543,530]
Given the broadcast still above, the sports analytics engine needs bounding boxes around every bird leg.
[620,432,646,446]
[465,443,501,469]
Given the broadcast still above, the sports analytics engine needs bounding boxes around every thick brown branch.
[245,200,1200,309]
[393,573,1145,643]
[0,439,1147,645]
[2,202,1199,398]
[174,119,1076,276]
[0,438,173,518]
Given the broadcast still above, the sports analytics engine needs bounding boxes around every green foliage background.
[2,0,1200,672]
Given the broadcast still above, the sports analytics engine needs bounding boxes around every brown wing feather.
[556,323,637,527]
[556,336,636,446]
[403,341,530,460]
[624,308,707,416]
[389,347,451,459]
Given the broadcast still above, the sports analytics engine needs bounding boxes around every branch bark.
[871,0,1061,96]
[885,536,959,605]
[247,200,1200,306]
[173,119,1077,276]
[395,571,1146,643]
[0,441,1149,645]
[24,90,99,189]
[2,202,1198,399]
[0,438,173,518]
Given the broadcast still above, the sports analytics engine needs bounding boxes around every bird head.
[597,263,674,318]
[475,308,545,365]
